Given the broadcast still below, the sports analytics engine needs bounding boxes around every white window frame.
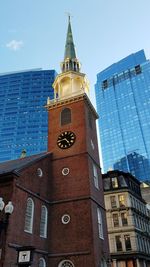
[97,208,104,239]
[24,198,34,234]
[40,205,48,238]
[92,163,99,189]
[58,260,74,267]
[39,258,46,267]
[101,258,107,267]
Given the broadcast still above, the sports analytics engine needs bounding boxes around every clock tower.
[46,16,109,267]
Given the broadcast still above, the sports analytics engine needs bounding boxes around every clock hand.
[58,138,69,143]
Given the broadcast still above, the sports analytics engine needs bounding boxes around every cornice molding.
[45,93,99,119]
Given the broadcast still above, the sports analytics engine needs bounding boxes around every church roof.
[64,16,76,60]
[0,152,51,176]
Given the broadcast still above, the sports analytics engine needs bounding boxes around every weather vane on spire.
[65,12,73,22]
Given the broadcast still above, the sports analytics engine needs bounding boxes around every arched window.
[40,205,48,238]
[24,198,34,233]
[61,108,71,126]
[97,208,104,239]
[100,258,107,267]
[58,260,74,267]
[39,258,46,267]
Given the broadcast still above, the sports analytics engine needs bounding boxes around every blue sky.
[1,0,150,105]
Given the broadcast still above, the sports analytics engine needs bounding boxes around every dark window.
[103,177,111,190]
[135,65,141,74]
[115,236,122,251]
[61,108,71,126]
[113,213,119,227]
[110,196,117,208]
[121,212,128,226]
[124,235,132,250]
[118,175,127,187]
[102,79,108,89]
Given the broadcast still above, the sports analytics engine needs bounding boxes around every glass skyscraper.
[0,69,56,162]
[95,50,150,181]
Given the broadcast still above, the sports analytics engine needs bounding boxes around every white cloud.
[6,40,23,51]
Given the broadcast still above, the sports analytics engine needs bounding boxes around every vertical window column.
[40,205,48,238]
[97,208,104,239]
[24,198,34,233]
[92,163,99,189]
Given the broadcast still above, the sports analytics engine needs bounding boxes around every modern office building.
[103,170,150,267]
[0,69,56,162]
[95,50,150,181]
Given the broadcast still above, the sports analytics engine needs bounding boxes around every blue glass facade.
[0,69,56,162]
[95,50,150,181]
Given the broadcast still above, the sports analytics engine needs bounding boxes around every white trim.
[62,168,70,176]
[97,208,104,239]
[61,214,71,224]
[40,205,48,238]
[58,260,74,267]
[39,257,46,267]
[24,198,34,234]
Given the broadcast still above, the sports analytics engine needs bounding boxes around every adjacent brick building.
[0,153,52,266]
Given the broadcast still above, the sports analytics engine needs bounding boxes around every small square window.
[102,80,108,89]
[135,65,141,75]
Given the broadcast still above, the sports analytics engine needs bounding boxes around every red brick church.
[0,17,109,267]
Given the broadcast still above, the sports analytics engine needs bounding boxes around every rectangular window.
[115,235,123,251]
[103,177,111,190]
[97,208,104,239]
[124,235,132,251]
[113,213,119,227]
[118,195,125,207]
[112,177,118,188]
[110,196,117,208]
[93,163,99,189]
[121,212,128,226]
[135,65,141,74]
[102,79,108,89]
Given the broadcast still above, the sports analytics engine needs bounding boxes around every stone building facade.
[103,170,150,267]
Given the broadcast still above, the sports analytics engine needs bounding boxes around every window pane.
[39,258,46,267]
[103,177,111,190]
[124,235,132,250]
[118,195,125,207]
[110,196,117,208]
[115,235,122,251]
[40,206,48,238]
[61,108,71,126]
[97,208,104,239]
[93,163,99,189]
[118,175,127,187]
[121,212,128,226]
[24,198,34,233]
[113,213,119,227]
[112,177,118,188]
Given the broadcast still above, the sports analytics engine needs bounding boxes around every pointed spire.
[64,15,76,60]
[61,15,81,73]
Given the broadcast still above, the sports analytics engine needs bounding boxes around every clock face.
[57,131,76,149]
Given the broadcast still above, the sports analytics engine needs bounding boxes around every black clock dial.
[57,131,76,149]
